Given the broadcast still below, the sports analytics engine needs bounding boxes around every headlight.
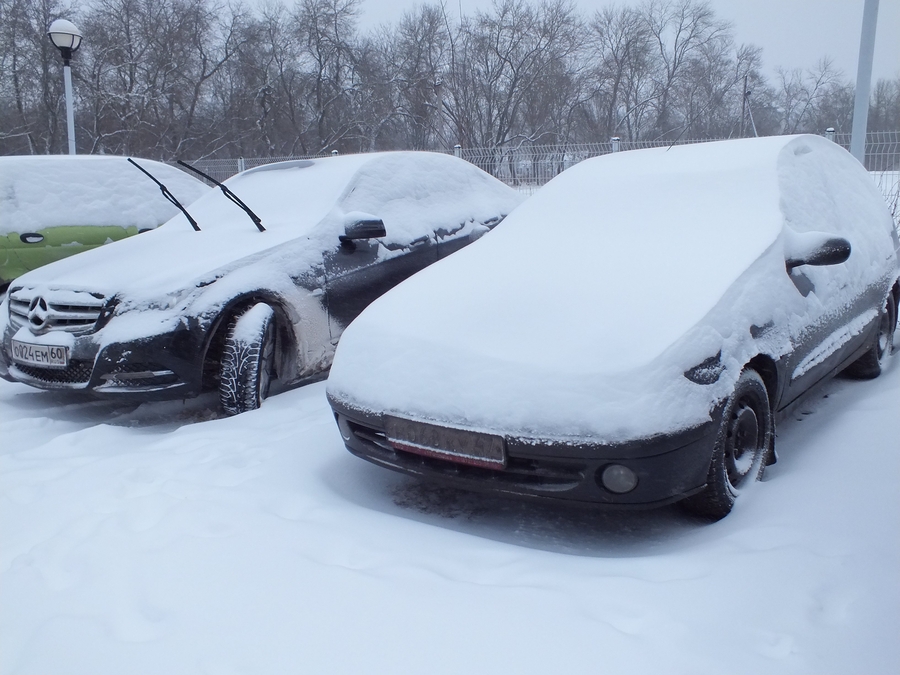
[684,351,725,385]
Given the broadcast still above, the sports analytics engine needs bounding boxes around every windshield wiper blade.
[127,158,201,231]
[177,160,265,233]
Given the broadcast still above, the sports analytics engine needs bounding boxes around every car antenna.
[127,158,201,231]
[177,160,266,232]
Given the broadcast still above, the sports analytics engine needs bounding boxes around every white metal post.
[850,0,879,163]
[48,19,82,155]
[63,63,76,154]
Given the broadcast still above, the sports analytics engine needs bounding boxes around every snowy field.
[1,359,898,674]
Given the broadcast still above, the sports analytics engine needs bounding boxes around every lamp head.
[48,19,82,64]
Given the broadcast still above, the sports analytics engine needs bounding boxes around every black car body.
[0,152,522,414]
[327,135,900,520]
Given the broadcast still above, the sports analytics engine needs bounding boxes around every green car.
[1,155,209,289]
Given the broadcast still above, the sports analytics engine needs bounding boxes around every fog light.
[600,464,638,494]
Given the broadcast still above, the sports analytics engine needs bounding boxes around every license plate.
[10,339,69,368]
[384,416,506,470]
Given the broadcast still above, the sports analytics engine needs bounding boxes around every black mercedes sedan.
[327,135,900,520]
[0,152,522,415]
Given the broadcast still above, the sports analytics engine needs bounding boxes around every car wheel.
[842,296,896,380]
[681,368,774,521]
[219,303,277,416]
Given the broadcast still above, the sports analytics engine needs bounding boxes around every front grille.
[9,289,107,334]
[14,360,94,384]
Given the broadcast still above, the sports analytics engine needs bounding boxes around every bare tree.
[1,0,894,159]
[75,0,250,159]
[381,3,450,149]
[775,58,846,134]
[584,4,655,140]
[642,0,730,139]
[0,0,77,154]
[442,0,584,148]
[868,76,900,132]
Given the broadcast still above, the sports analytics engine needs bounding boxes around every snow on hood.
[0,155,208,234]
[11,152,520,304]
[327,135,897,442]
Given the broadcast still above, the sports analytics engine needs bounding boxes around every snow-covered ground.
[1,359,898,674]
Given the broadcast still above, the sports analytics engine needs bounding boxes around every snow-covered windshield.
[171,156,371,236]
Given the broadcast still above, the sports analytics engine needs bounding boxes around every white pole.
[850,0,879,164]
[63,63,76,154]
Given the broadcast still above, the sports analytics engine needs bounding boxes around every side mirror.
[785,231,851,271]
[340,218,386,246]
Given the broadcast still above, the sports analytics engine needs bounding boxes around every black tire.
[681,368,774,521]
[842,296,896,380]
[219,303,277,416]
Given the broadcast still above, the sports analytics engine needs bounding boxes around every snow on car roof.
[0,155,209,235]
[14,152,521,298]
[328,134,895,439]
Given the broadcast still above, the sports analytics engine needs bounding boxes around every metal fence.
[833,131,900,224]
[457,137,720,193]
[183,131,900,221]
[457,132,900,203]
[184,152,331,184]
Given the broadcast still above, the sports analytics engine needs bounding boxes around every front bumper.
[329,397,721,508]
[1,324,206,400]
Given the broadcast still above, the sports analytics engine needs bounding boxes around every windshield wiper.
[177,160,265,233]
[127,158,201,232]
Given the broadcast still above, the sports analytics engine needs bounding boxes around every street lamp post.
[850,0,879,164]
[47,19,82,155]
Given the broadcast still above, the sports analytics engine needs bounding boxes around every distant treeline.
[1,0,899,159]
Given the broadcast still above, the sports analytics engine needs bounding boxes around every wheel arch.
[745,353,779,407]
[201,292,298,391]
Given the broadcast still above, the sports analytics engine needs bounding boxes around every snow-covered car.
[0,152,522,415]
[327,135,900,520]
[0,155,209,289]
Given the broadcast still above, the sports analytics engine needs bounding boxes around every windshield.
[164,156,371,238]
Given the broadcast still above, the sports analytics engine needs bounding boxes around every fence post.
[825,128,835,143]
[453,144,462,158]
[238,157,245,173]
[610,137,620,153]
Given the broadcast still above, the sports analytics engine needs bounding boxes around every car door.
[435,215,504,260]
[779,240,879,408]
[323,232,437,340]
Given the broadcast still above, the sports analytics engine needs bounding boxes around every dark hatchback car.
[327,135,900,520]
[0,152,522,414]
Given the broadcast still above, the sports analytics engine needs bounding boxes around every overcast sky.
[356,0,900,83]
